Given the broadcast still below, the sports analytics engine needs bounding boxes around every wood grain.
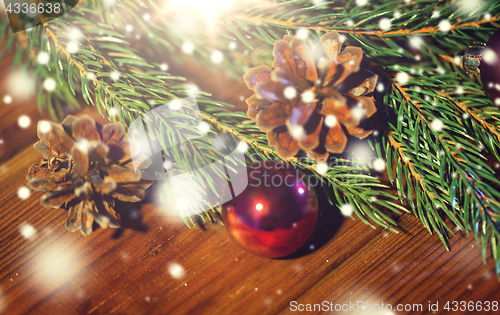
[0,56,499,315]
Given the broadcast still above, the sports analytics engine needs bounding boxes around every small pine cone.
[244,31,378,162]
[27,115,153,236]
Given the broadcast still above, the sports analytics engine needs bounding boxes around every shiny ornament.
[243,31,378,162]
[222,161,318,258]
[464,28,500,105]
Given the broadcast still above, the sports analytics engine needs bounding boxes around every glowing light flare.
[255,203,263,211]
[297,187,305,194]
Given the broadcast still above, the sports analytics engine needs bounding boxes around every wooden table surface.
[0,51,499,315]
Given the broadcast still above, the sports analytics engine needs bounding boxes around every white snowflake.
[484,13,492,20]
[372,158,385,171]
[87,72,95,80]
[316,162,328,175]
[432,10,440,18]
[396,72,409,85]
[19,223,36,239]
[376,83,384,92]
[394,11,401,19]
[37,52,50,65]
[340,203,354,217]
[198,122,210,134]
[18,115,31,128]
[228,42,237,50]
[3,95,12,104]
[494,98,500,106]
[160,63,169,71]
[289,124,305,140]
[125,24,134,33]
[169,99,182,111]
[409,36,423,49]
[17,186,31,200]
[301,90,315,103]
[379,18,391,31]
[355,0,368,6]
[482,48,498,65]
[143,13,151,21]
[438,20,451,32]
[283,86,297,99]
[431,119,444,131]
[43,78,57,91]
[454,56,462,65]
[39,121,52,133]
[346,19,354,27]
[186,84,199,96]
[66,41,79,54]
[236,141,249,153]
[296,28,309,40]
[167,262,185,279]
[108,108,118,116]
[436,67,445,74]
[110,71,120,81]
[164,159,173,170]
[324,115,338,128]
[455,87,464,94]
[182,42,195,55]
[211,50,224,64]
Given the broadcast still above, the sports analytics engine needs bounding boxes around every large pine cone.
[244,31,378,162]
[27,115,152,236]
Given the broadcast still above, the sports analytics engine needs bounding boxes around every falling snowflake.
[431,119,444,131]
[309,244,315,250]
[484,13,492,20]
[37,52,50,65]
[482,48,498,65]
[237,141,249,153]
[160,63,169,71]
[167,262,185,279]
[436,67,445,74]
[394,11,401,18]
[376,83,384,92]
[110,71,120,81]
[355,0,368,6]
[18,115,31,128]
[296,28,309,40]
[289,124,305,140]
[87,72,95,80]
[198,121,210,134]
[108,108,118,117]
[455,87,464,94]
[143,13,151,21]
[43,78,57,91]
[316,162,328,175]
[239,95,245,101]
[125,24,134,32]
[66,41,79,54]
[301,90,315,103]
[351,104,364,120]
[340,204,354,217]
[164,160,173,170]
[39,120,52,133]
[19,223,36,240]
[324,115,338,128]
[432,10,440,18]
[438,20,451,32]
[17,186,31,200]
[3,95,12,104]
[409,36,423,49]
[494,98,500,106]
[182,42,195,55]
[169,99,182,111]
[211,50,224,64]
[283,86,297,99]
[346,19,354,27]
[228,42,237,50]
[379,18,391,31]
[372,158,385,172]
[396,72,409,85]
[454,56,462,65]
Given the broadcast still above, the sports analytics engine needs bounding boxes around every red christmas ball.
[222,160,318,258]
[480,28,500,105]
